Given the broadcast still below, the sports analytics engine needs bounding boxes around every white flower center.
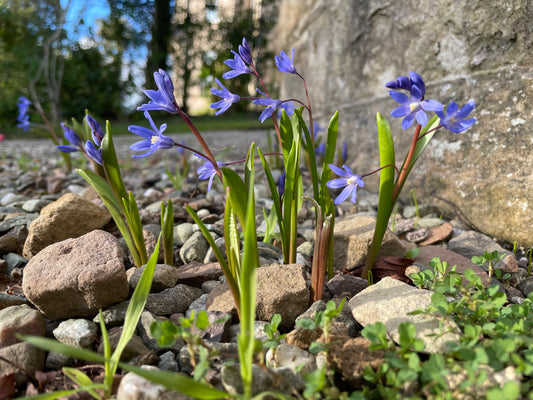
[409,102,418,112]
[347,176,358,186]
[151,136,159,145]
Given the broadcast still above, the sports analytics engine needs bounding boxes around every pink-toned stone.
[23,193,111,259]
[419,223,454,246]
[206,264,309,330]
[22,230,128,320]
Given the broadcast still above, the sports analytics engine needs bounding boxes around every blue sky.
[62,0,110,40]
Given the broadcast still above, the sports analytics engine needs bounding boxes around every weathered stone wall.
[270,0,533,247]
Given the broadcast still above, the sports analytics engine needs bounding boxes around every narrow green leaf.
[15,384,107,400]
[62,368,101,400]
[238,143,260,397]
[320,112,339,216]
[364,113,396,278]
[161,200,174,266]
[101,121,128,202]
[112,235,161,367]
[117,362,229,399]
[258,148,284,240]
[279,109,293,159]
[221,166,248,226]
[296,110,319,202]
[186,205,229,273]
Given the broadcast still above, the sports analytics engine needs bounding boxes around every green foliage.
[160,200,174,266]
[471,250,506,279]
[360,268,533,399]
[263,314,287,350]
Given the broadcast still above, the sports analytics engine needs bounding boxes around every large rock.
[22,230,128,320]
[206,264,309,330]
[349,277,460,353]
[333,215,406,271]
[23,192,111,258]
[272,0,533,246]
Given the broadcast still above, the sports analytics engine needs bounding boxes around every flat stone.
[53,319,98,348]
[349,277,460,353]
[419,222,454,246]
[176,262,223,287]
[129,264,178,293]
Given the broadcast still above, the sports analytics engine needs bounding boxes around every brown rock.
[0,305,46,347]
[415,245,490,287]
[206,264,309,330]
[23,193,111,259]
[22,230,128,320]
[176,262,224,287]
[419,222,454,246]
[333,215,407,271]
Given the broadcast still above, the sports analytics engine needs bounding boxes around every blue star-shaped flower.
[138,69,179,114]
[129,111,175,158]
[210,78,241,115]
[327,164,365,204]
[238,38,252,65]
[275,49,297,74]
[390,84,443,130]
[57,123,83,153]
[253,89,283,123]
[195,153,225,192]
[85,141,103,165]
[223,50,252,79]
[16,96,31,132]
[436,101,476,133]
[86,115,105,146]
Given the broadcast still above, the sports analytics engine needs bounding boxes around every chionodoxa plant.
[18,36,475,399]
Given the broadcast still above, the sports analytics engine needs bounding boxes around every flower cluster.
[327,71,476,205]
[16,96,31,132]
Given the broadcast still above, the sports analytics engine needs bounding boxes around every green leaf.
[62,368,101,400]
[112,235,161,369]
[118,362,229,399]
[257,148,285,240]
[308,341,326,354]
[296,318,316,330]
[364,113,396,278]
[296,110,319,202]
[14,385,107,400]
[161,200,174,266]
[150,319,180,347]
[237,142,260,398]
[101,121,128,202]
[195,310,210,330]
[222,166,248,226]
[320,111,339,213]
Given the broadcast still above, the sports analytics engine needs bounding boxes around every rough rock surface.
[333,215,406,271]
[206,263,310,330]
[272,0,533,246]
[22,230,128,319]
[23,192,111,258]
[349,277,461,353]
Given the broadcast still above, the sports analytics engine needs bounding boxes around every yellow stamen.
[151,136,159,145]
[409,102,418,112]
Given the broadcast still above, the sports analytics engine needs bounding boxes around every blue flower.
[327,164,365,204]
[195,153,224,192]
[129,111,175,158]
[276,101,295,119]
[385,72,426,93]
[253,90,283,123]
[57,123,83,153]
[275,49,297,74]
[210,78,241,115]
[238,38,252,65]
[278,170,286,199]
[436,101,476,133]
[389,72,443,129]
[86,115,105,146]
[315,143,326,158]
[138,69,179,114]
[85,141,103,165]
[223,51,252,79]
[341,141,348,163]
[16,96,31,132]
